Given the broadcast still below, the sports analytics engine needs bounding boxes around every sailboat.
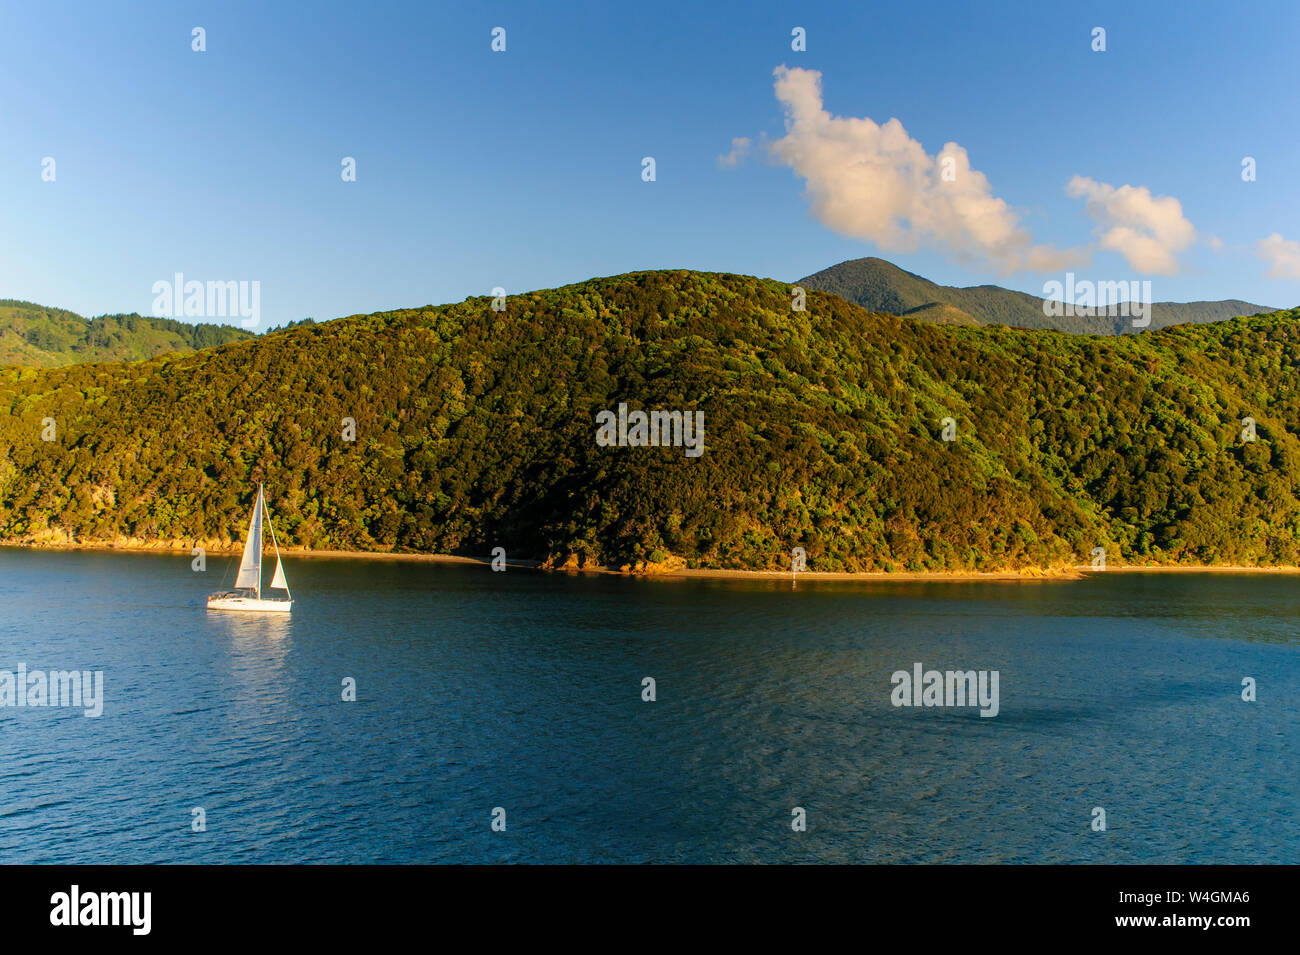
[207,484,293,613]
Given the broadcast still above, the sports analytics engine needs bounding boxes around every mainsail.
[234,485,264,591]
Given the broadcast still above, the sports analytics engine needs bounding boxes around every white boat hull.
[207,594,293,613]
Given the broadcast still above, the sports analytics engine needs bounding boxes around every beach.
[6,537,1300,579]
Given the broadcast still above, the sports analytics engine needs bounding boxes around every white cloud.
[765,65,1084,274]
[1064,176,1197,275]
[1257,232,1300,279]
[717,137,752,169]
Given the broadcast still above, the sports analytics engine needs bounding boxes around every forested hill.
[800,257,1277,334]
[3,270,1300,573]
[0,300,253,367]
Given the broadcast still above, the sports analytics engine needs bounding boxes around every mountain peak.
[799,259,1280,334]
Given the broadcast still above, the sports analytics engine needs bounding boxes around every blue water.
[0,549,1295,863]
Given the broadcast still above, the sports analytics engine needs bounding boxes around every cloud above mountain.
[1064,176,1197,275]
[764,65,1086,275]
[1256,233,1300,279]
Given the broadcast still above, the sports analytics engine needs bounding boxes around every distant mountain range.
[799,258,1278,334]
[0,300,253,367]
[4,257,1285,370]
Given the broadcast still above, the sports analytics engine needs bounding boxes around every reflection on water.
[205,611,293,713]
[0,548,1295,863]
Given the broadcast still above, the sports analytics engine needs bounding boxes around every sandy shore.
[1095,564,1300,575]
[5,539,1300,580]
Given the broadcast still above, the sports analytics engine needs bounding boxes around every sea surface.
[0,549,1295,864]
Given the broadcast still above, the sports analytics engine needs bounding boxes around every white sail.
[234,486,263,590]
[264,488,290,597]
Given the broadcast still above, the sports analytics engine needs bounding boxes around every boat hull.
[207,595,293,613]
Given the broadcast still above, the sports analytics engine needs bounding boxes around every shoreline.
[5,539,1300,580]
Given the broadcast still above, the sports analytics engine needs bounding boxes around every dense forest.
[0,300,253,367]
[801,257,1276,334]
[2,270,1299,572]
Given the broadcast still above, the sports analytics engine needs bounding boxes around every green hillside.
[0,300,254,367]
[2,270,1300,573]
[902,302,979,326]
[800,258,1278,334]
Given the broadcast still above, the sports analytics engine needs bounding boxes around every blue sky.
[2,0,1298,327]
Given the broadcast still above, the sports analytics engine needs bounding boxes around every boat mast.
[256,483,264,600]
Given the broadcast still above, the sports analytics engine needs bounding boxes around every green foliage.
[2,272,1300,572]
[0,300,253,367]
